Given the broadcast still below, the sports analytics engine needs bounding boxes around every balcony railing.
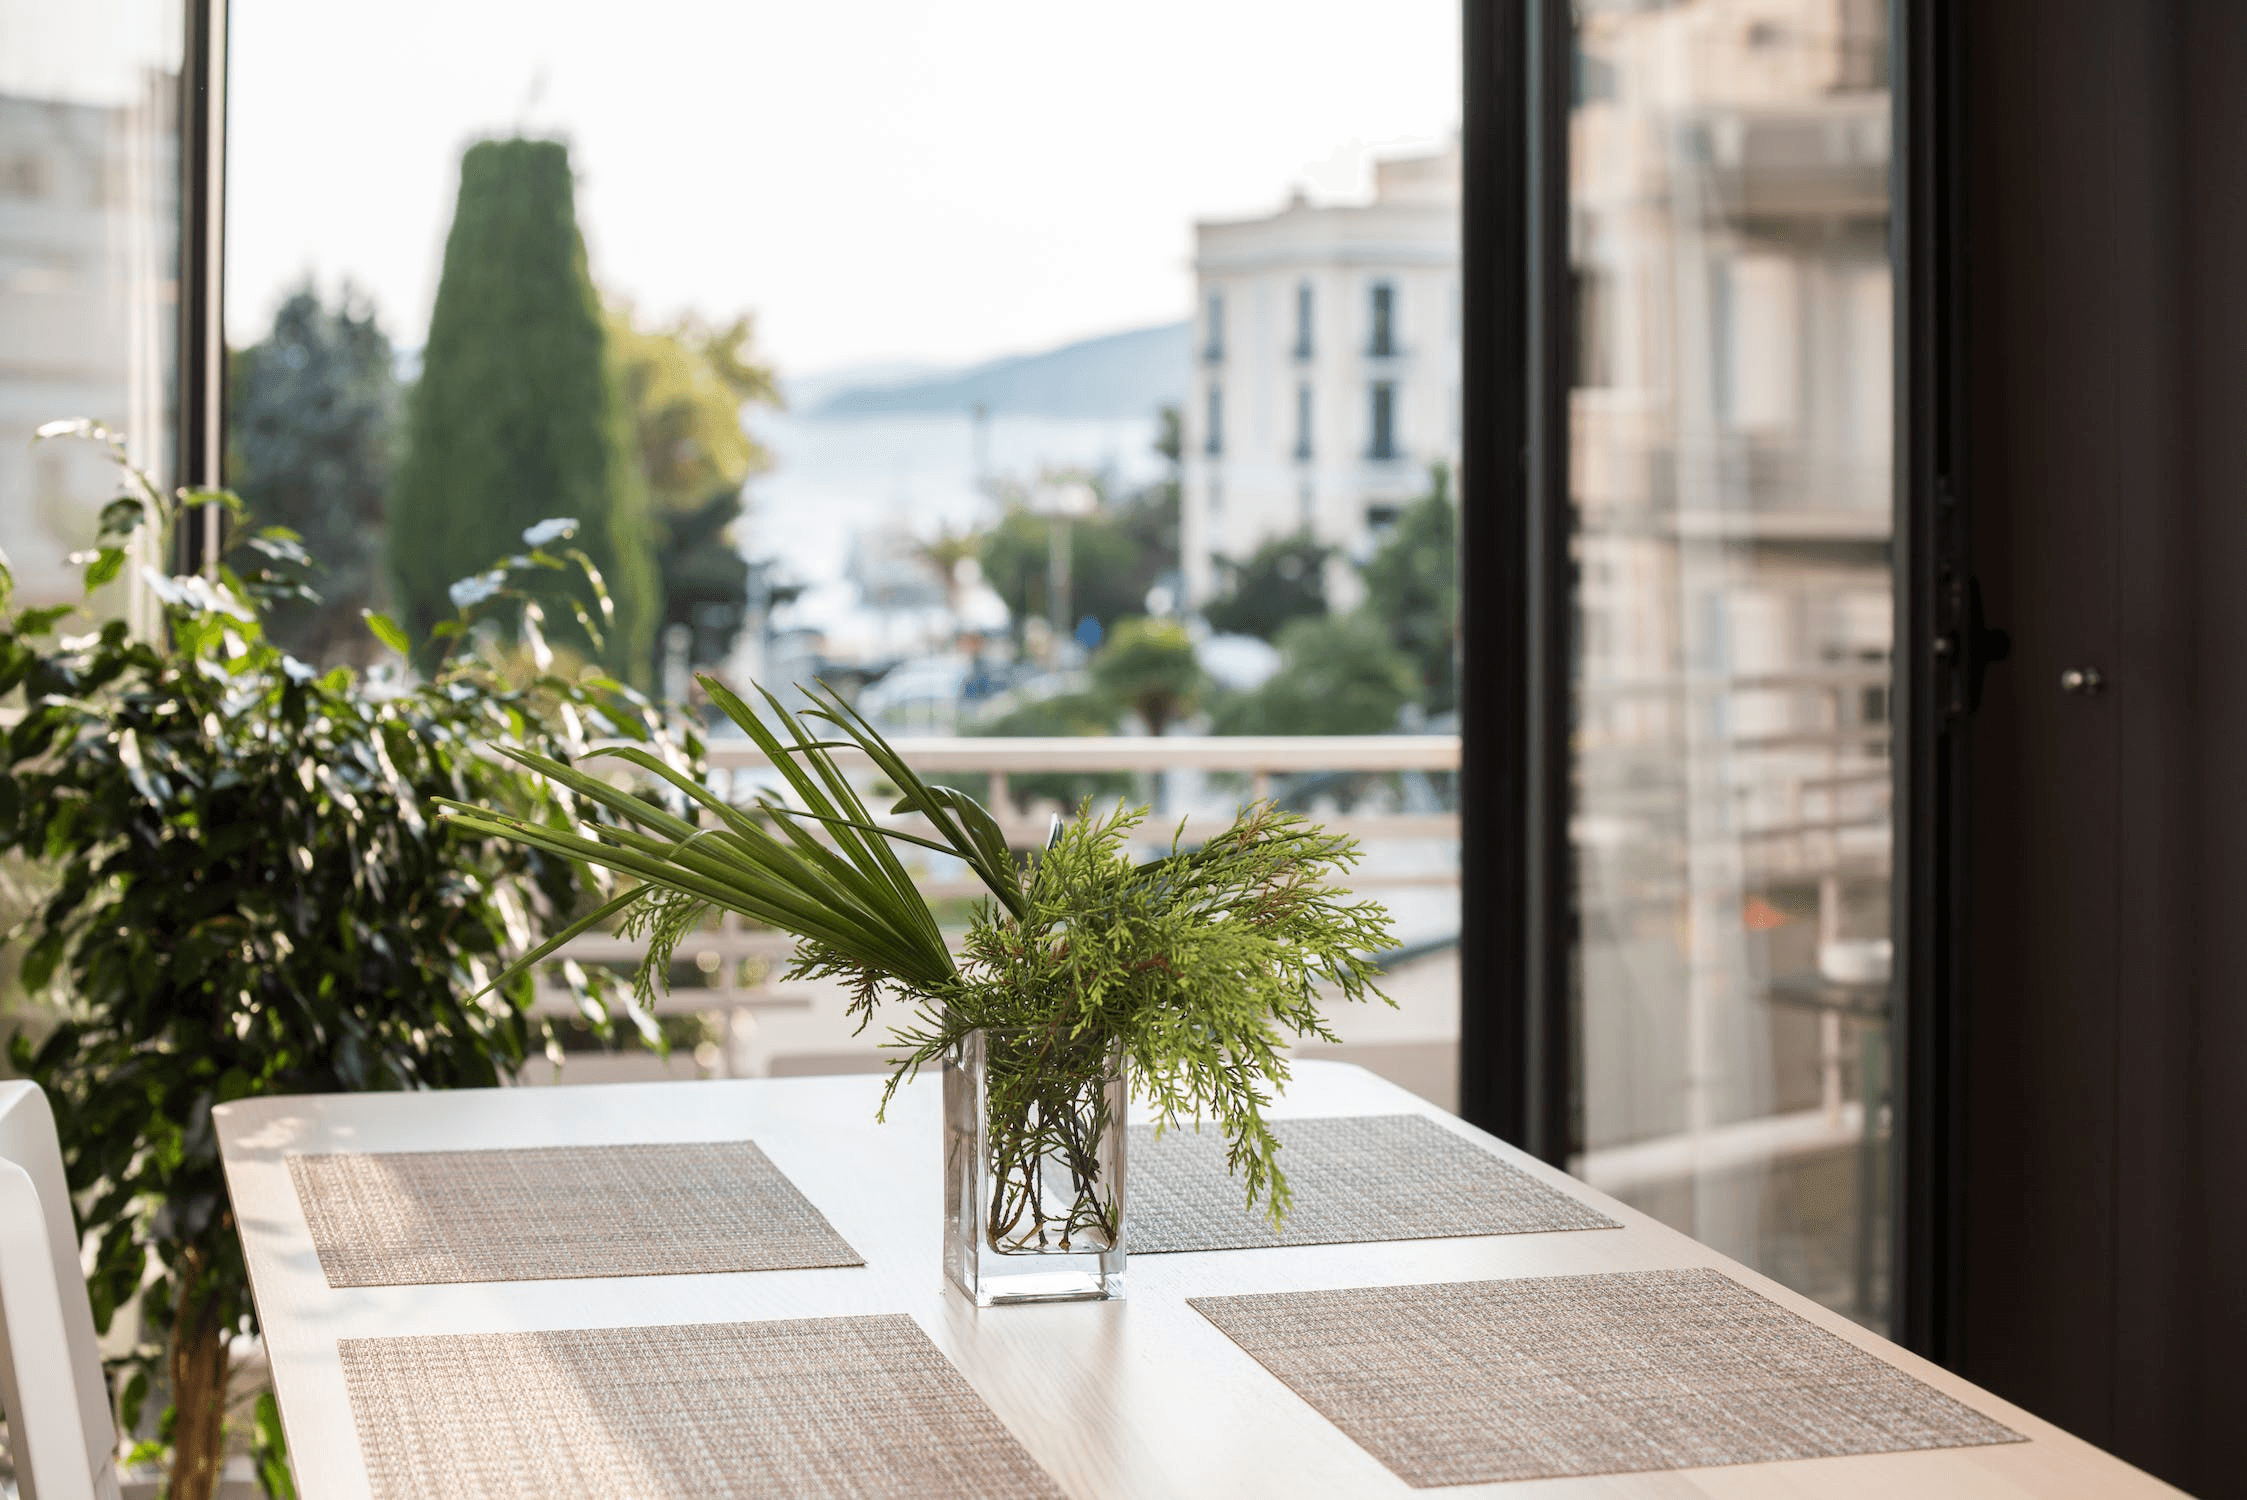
[533,733,1464,1040]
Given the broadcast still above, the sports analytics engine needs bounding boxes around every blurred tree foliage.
[226,283,402,666]
[977,407,1181,635]
[1205,530,1331,642]
[979,505,1141,631]
[606,305,780,673]
[1090,617,1201,735]
[389,138,658,679]
[1213,612,1417,736]
[1359,465,1459,716]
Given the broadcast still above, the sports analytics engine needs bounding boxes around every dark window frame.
[1368,280,1397,357]
[1367,380,1398,460]
[177,0,228,573]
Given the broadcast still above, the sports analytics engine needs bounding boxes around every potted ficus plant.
[445,680,1395,1304]
[0,424,675,1497]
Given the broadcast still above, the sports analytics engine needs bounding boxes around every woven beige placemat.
[1128,1114,1617,1253]
[339,1313,1065,1500]
[1191,1268,2023,1486]
[288,1141,862,1287]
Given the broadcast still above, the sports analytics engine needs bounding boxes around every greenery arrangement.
[389,136,659,677]
[0,425,672,1500]
[446,679,1396,1234]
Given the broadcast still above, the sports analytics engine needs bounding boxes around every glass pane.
[0,0,183,627]
[226,3,1461,1101]
[1566,1,1894,1330]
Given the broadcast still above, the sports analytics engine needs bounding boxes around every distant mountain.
[807,322,1189,421]
[780,360,950,413]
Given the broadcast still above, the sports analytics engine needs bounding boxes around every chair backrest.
[0,1081,119,1500]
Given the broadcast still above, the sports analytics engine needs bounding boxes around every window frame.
[177,0,228,573]
[1368,280,1397,357]
[1366,380,1397,460]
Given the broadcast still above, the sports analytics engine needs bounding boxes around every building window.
[1294,282,1314,359]
[1205,383,1224,455]
[1369,281,1396,356]
[1368,381,1397,459]
[1294,382,1313,460]
[1366,503,1401,534]
[1203,288,1225,364]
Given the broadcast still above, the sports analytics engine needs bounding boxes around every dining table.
[214,1061,2178,1499]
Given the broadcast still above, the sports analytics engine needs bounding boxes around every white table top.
[215,1063,2176,1499]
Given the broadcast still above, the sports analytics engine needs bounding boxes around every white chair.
[0,1081,121,1500]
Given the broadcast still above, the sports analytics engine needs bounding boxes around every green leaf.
[254,1391,298,1499]
[520,599,553,671]
[362,610,411,655]
[468,885,642,1002]
[13,603,73,636]
[177,485,245,515]
[98,497,147,536]
[21,929,64,992]
[895,783,1015,886]
[83,547,126,588]
[563,548,616,626]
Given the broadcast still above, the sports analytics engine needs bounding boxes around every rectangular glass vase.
[943,1027,1127,1305]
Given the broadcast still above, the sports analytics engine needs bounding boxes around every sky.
[0,0,181,104]
[222,0,1460,379]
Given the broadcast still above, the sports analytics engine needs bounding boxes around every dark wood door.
[1959,1,2246,1490]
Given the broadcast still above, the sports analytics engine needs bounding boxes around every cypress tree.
[388,137,656,675]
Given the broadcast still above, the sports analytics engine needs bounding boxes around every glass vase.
[943,1026,1127,1305]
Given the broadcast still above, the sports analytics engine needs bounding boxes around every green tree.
[976,411,1182,636]
[1116,404,1182,604]
[607,305,780,671]
[977,503,1145,632]
[226,282,402,665]
[1360,465,1459,715]
[1205,530,1330,641]
[1090,616,1201,735]
[389,138,657,677]
[1213,612,1416,736]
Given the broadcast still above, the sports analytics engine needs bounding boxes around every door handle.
[1958,576,2011,713]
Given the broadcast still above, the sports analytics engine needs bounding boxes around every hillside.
[808,321,1189,421]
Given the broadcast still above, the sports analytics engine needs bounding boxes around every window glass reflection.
[0,0,182,628]
[1567,0,1895,1330]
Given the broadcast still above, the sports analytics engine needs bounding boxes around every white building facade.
[0,80,179,614]
[1181,144,1460,610]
